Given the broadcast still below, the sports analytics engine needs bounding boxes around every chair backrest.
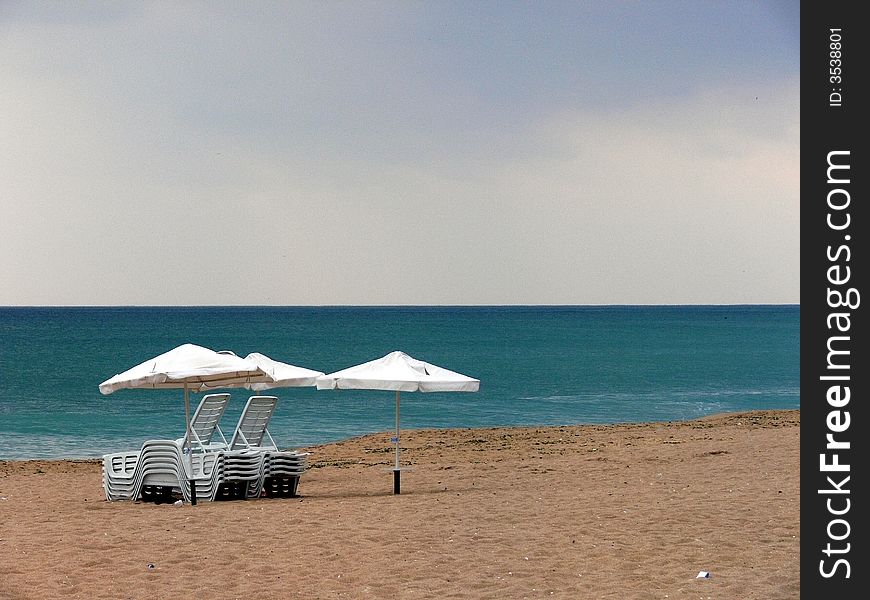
[183,393,230,451]
[229,395,278,451]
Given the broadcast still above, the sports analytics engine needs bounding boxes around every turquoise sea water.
[0,305,799,460]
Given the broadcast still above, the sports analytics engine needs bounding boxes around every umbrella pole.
[394,390,401,495]
[183,384,196,506]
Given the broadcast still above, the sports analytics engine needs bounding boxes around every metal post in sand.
[394,390,401,495]
[183,384,196,506]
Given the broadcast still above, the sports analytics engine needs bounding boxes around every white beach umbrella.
[98,343,271,504]
[99,344,271,395]
[243,352,325,390]
[316,350,479,494]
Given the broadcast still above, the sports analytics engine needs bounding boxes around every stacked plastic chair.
[261,450,309,498]
[178,449,223,503]
[102,394,310,502]
[102,393,231,502]
[176,393,231,452]
[214,450,266,500]
[130,439,187,503]
[102,450,141,501]
[229,395,308,498]
[228,396,279,451]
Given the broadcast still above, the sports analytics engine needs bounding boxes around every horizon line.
[0,302,801,309]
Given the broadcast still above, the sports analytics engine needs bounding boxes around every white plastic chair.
[102,450,140,501]
[102,393,229,502]
[228,396,279,451]
[176,392,231,453]
[215,450,266,499]
[261,450,309,498]
[131,439,187,502]
[227,396,309,498]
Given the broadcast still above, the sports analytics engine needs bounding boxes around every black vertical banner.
[802,2,866,597]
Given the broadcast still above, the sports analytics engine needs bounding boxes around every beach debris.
[147,563,156,570]
[173,500,183,507]
[696,570,711,578]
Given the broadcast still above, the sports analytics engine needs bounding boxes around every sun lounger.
[132,440,223,503]
[260,450,309,498]
[131,439,187,502]
[180,449,223,503]
[228,395,279,451]
[227,395,309,497]
[214,450,266,500]
[102,394,308,502]
[103,393,231,501]
[101,450,140,501]
[176,392,231,453]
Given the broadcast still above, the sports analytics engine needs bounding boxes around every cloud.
[486,79,800,304]
[0,2,799,305]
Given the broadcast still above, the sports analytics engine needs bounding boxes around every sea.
[0,305,799,461]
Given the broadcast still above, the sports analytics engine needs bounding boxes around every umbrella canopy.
[316,350,479,494]
[243,352,324,391]
[99,343,270,394]
[315,350,480,393]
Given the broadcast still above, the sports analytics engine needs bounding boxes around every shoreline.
[0,407,800,465]
[0,409,799,599]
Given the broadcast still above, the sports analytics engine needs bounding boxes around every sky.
[0,1,800,306]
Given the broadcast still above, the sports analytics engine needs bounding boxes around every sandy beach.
[0,409,799,600]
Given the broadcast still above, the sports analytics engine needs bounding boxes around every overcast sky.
[1,1,799,306]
